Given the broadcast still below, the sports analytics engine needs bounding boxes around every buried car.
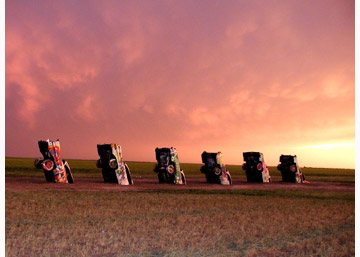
[96,144,133,185]
[154,147,186,184]
[277,155,306,183]
[242,152,271,183]
[200,151,232,185]
[34,139,74,183]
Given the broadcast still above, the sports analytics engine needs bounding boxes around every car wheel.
[214,167,221,176]
[167,165,175,174]
[42,159,54,171]
[109,159,118,169]
[34,157,43,169]
[96,159,103,168]
[290,165,297,172]
[125,163,133,185]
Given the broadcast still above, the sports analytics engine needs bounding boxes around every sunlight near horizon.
[291,142,354,169]
[294,142,355,149]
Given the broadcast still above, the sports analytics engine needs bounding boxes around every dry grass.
[6,190,354,256]
[5,157,354,256]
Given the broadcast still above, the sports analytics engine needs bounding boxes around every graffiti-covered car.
[242,152,271,183]
[154,147,186,184]
[96,144,133,185]
[277,155,306,183]
[200,151,232,185]
[34,139,74,183]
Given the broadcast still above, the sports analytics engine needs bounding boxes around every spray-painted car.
[154,147,186,184]
[34,139,74,183]
[242,152,271,183]
[277,155,306,183]
[96,144,133,185]
[200,151,232,185]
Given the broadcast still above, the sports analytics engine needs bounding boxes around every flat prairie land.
[5,157,355,182]
[5,158,355,256]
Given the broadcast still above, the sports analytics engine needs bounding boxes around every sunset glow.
[296,142,355,149]
[5,0,355,169]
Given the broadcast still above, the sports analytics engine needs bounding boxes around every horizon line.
[4,156,355,170]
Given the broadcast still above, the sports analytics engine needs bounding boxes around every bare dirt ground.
[5,177,354,193]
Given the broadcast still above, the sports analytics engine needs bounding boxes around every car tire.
[96,159,103,168]
[34,157,43,169]
[42,159,54,171]
[214,167,221,176]
[109,159,118,169]
[167,165,175,174]
[154,164,159,173]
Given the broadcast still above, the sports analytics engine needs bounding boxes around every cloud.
[322,75,351,99]
[5,0,354,168]
[76,95,101,121]
[224,19,257,49]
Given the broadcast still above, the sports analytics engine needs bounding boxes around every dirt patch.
[5,177,354,193]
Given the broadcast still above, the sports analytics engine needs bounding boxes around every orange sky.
[5,0,355,168]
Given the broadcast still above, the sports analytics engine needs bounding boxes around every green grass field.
[5,157,355,182]
[5,158,355,256]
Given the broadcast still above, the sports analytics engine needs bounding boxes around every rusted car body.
[200,151,232,185]
[242,152,271,183]
[34,139,74,183]
[154,147,186,184]
[96,144,133,185]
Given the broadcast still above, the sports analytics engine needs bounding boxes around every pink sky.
[5,0,355,168]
